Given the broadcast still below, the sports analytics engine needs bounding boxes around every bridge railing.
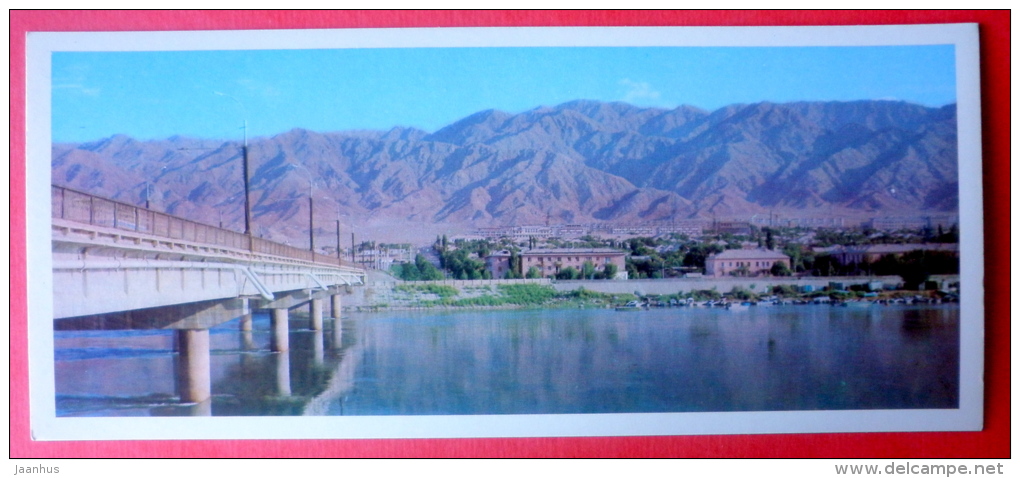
[52,185,362,270]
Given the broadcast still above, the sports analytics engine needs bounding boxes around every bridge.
[50,185,366,407]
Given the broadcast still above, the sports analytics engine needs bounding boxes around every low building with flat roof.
[705,248,791,277]
[486,248,628,279]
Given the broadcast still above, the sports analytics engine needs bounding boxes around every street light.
[215,92,252,237]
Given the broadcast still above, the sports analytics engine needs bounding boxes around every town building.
[825,243,959,266]
[712,221,753,236]
[485,248,628,279]
[866,215,959,231]
[654,220,708,237]
[705,248,791,277]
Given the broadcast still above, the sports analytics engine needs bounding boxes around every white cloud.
[619,78,661,104]
[53,83,101,96]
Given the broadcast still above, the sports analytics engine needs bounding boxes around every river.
[54,303,959,417]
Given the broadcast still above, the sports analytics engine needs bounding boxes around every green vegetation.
[874,250,959,290]
[387,282,639,309]
[497,284,558,305]
[390,254,445,281]
[393,283,459,298]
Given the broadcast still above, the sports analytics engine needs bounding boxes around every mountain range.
[52,99,959,244]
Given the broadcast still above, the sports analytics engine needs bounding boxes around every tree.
[414,254,444,280]
[508,249,522,278]
[730,264,750,277]
[581,261,597,280]
[729,286,757,301]
[393,262,420,281]
[770,261,792,277]
[555,266,580,280]
[602,263,618,280]
[525,266,542,279]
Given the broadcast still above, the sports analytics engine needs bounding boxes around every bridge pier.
[274,352,292,396]
[189,398,213,416]
[270,308,290,352]
[310,298,324,331]
[175,329,211,403]
[331,293,342,319]
[239,312,253,332]
[313,329,325,366]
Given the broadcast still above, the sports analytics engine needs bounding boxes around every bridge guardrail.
[52,185,361,270]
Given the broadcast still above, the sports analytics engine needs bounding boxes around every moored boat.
[615,301,646,311]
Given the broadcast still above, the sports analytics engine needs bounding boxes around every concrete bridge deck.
[51,185,367,407]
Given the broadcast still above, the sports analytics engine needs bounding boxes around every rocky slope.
[52,99,958,243]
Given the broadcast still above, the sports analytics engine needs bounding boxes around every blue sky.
[52,45,956,143]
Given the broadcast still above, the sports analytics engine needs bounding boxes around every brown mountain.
[51,100,958,243]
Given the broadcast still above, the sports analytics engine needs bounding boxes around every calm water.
[54,304,959,417]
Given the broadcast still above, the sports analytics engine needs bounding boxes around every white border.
[27,24,984,441]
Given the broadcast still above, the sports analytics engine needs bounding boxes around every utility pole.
[308,194,314,253]
[340,217,348,258]
[215,92,252,238]
[242,132,251,237]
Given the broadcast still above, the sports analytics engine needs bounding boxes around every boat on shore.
[615,301,647,311]
[841,300,873,308]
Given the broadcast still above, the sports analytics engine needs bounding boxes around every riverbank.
[345,271,959,311]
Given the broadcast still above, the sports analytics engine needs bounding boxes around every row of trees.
[392,254,444,281]
[398,224,959,286]
[527,261,619,280]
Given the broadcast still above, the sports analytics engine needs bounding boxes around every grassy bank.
[364,280,957,311]
[382,283,632,309]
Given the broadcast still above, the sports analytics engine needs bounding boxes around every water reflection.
[54,304,959,417]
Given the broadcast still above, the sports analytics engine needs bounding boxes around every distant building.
[485,248,628,279]
[554,224,587,237]
[655,220,707,237]
[705,248,791,277]
[475,225,554,240]
[826,243,959,266]
[783,216,847,228]
[867,215,958,231]
[610,225,656,236]
[713,221,752,236]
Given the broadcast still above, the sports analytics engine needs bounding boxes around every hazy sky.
[52,45,957,143]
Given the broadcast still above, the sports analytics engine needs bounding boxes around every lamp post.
[215,92,252,237]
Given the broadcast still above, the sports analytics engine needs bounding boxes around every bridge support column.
[274,353,291,396]
[270,308,290,352]
[175,329,211,403]
[331,293,342,319]
[239,312,253,332]
[310,298,324,331]
[313,329,325,366]
[189,399,213,416]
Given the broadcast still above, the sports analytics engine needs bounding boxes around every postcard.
[26,23,983,440]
